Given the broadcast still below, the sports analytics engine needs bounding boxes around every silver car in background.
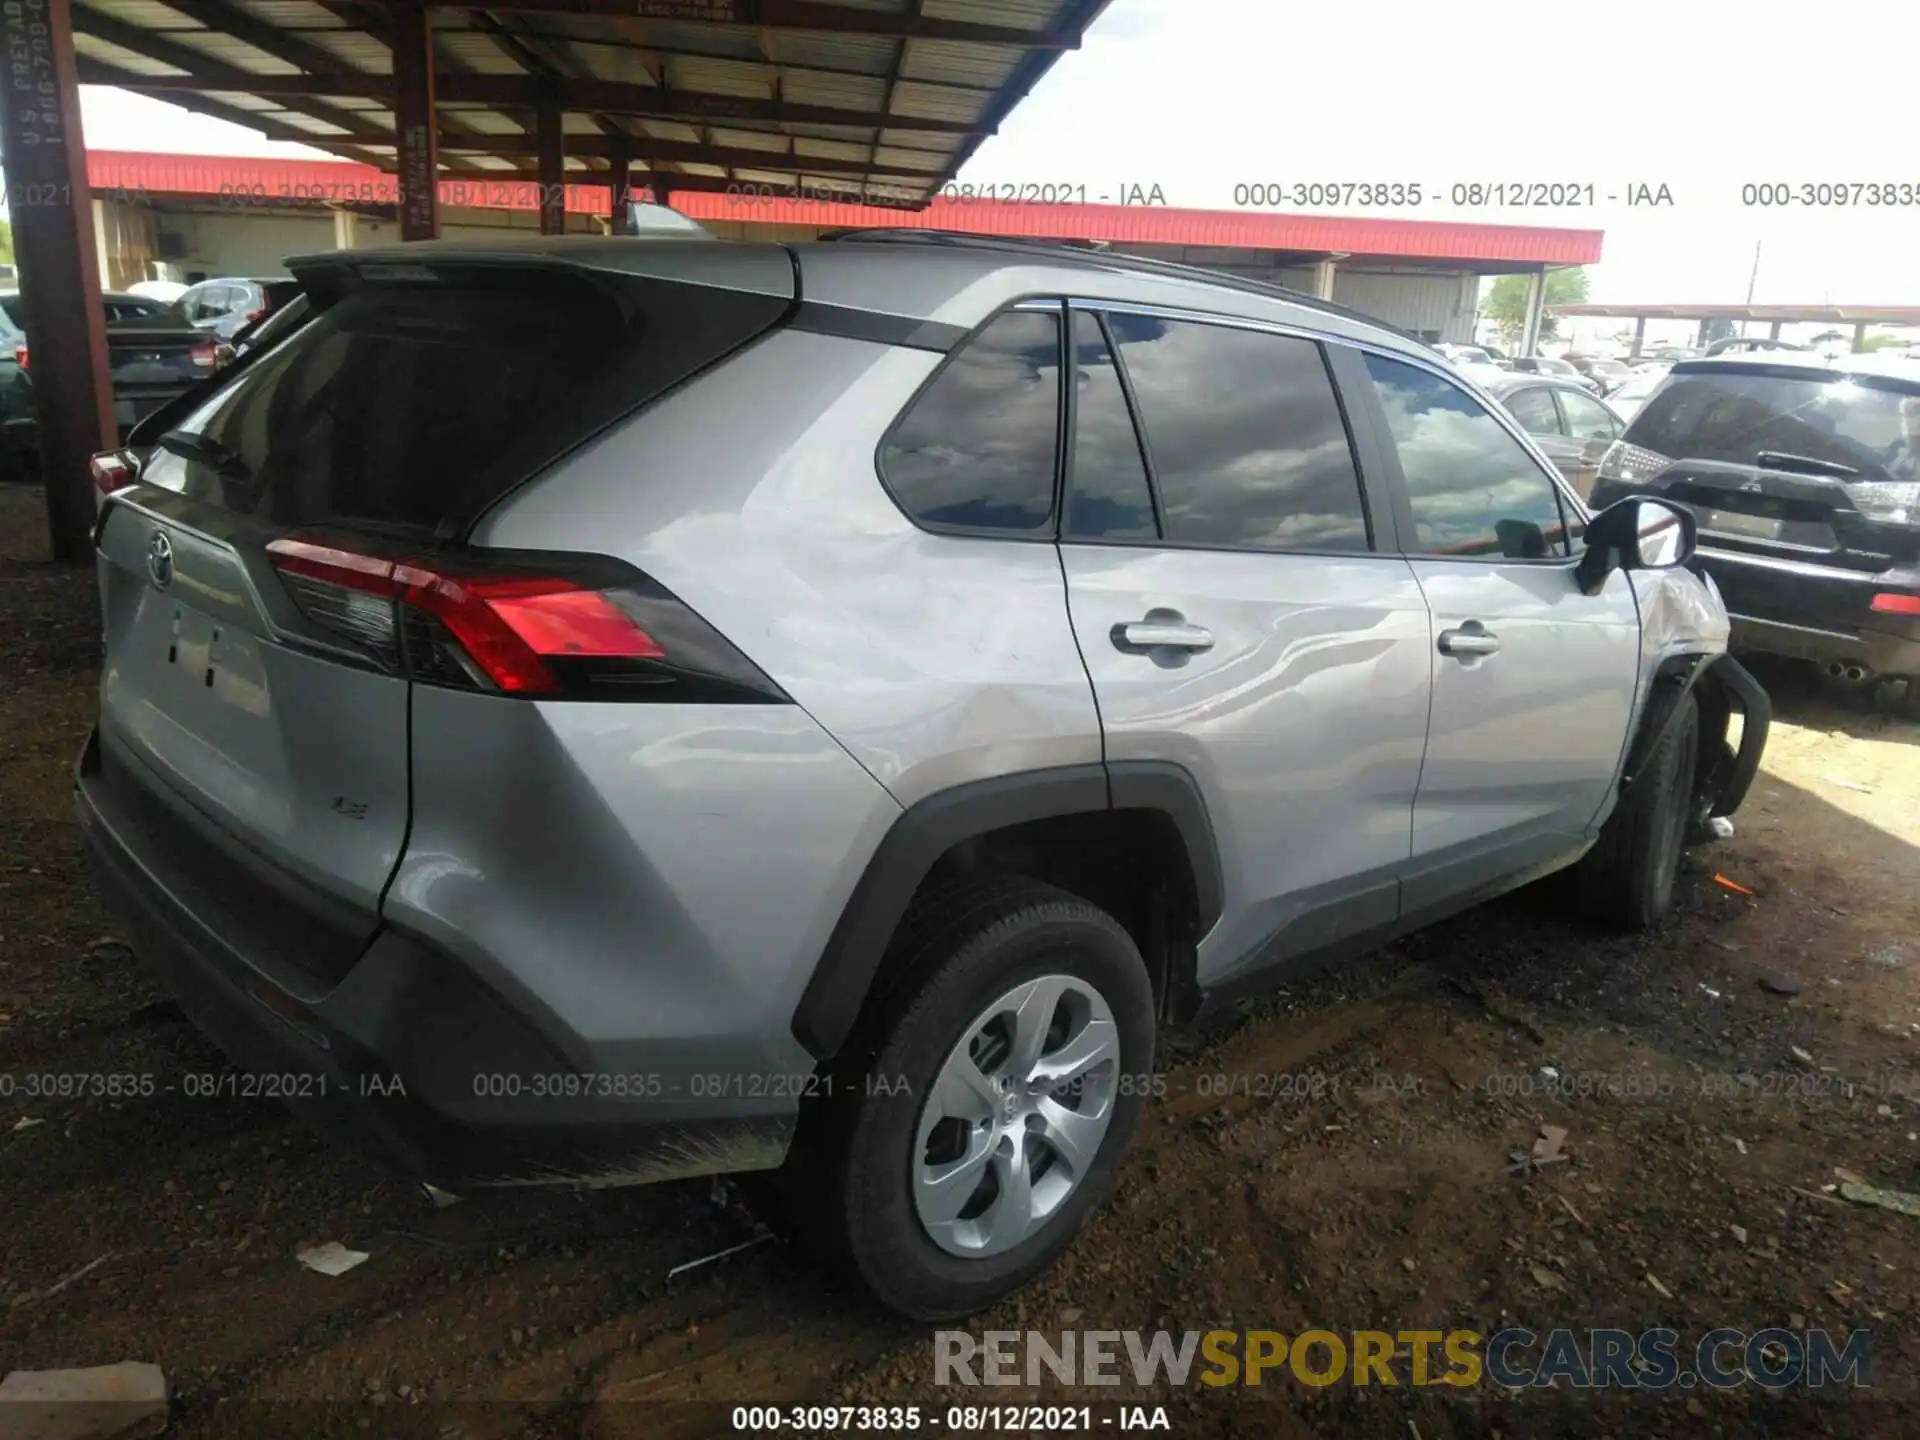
[78,233,1769,1320]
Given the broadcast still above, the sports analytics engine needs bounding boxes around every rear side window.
[1626,368,1918,483]
[149,266,787,532]
[1065,310,1156,539]
[1364,353,1569,559]
[881,309,1062,532]
[1107,313,1370,552]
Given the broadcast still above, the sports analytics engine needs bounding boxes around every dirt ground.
[4,480,1919,1440]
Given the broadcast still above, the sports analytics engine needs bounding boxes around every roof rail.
[815,228,1429,346]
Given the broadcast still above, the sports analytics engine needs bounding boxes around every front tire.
[1574,691,1699,930]
[800,878,1155,1321]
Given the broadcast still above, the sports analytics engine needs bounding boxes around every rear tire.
[1574,692,1699,930]
[791,877,1155,1321]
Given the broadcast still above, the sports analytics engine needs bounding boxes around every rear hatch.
[1603,361,1920,593]
[94,244,793,995]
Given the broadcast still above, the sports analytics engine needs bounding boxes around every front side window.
[1504,386,1562,436]
[1557,388,1619,442]
[881,309,1062,532]
[1364,352,1569,559]
[1108,313,1370,552]
[1064,310,1156,539]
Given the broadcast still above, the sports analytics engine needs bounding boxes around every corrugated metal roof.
[901,39,1023,88]
[924,0,1062,27]
[199,90,287,112]
[75,34,190,76]
[782,71,889,112]
[85,0,198,27]
[664,55,775,101]
[160,32,303,76]
[889,80,991,123]
[763,32,897,74]
[73,0,1114,206]
[227,0,346,28]
[296,30,391,74]
[434,34,533,77]
[439,110,526,136]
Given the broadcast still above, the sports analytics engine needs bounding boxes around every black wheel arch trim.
[1619,650,1770,817]
[791,761,1222,1060]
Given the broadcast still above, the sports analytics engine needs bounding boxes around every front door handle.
[1438,621,1500,658]
[1113,619,1215,652]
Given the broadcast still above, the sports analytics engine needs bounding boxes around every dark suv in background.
[1592,352,1920,711]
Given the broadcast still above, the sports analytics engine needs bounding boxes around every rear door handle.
[1113,620,1215,652]
[1438,622,1500,658]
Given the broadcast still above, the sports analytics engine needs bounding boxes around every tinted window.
[1626,368,1918,483]
[1365,353,1569,559]
[144,267,787,531]
[1557,389,1618,442]
[883,309,1061,532]
[1109,314,1368,551]
[1504,386,1561,435]
[1065,310,1155,539]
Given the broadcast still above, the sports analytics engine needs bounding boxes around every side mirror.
[1574,496,1695,594]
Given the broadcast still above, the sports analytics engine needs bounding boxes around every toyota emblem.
[146,530,174,590]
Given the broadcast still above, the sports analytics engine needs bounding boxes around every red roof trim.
[85,150,1605,266]
[677,193,1604,264]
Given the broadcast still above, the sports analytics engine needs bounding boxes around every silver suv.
[78,233,1769,1320]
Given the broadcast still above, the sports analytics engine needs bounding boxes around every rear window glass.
[1627,368,1919,483]
[881,308,1062,532]
[145,266,785,531]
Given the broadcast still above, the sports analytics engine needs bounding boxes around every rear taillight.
[266,537,782,703]
[189,339,220,370]
[14,344,27,371]
[90,449,139,501]
[1596,440,1674,487]
[1871,593,1920,616]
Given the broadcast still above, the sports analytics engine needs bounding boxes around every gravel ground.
[3,481,1918,1440]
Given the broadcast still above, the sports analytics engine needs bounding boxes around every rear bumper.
[75,729,794,1188]
[1693,545,1920,678]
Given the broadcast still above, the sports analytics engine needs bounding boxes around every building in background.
[86,150,1603,344]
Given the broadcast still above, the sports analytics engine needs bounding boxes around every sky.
[61,0,1920,315]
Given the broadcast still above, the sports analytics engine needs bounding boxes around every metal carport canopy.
[5,0,1116,561]
[69,0,1115,208]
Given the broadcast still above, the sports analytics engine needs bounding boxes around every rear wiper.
[1753,450,1861,480]
[155,429,251,481]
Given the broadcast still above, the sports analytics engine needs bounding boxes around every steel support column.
[1519,268,1547,356]
[392,2,439,240]
[1310,259,1337,301]
[607,135,631,234]
[1630,316,1646,359]
[536,96,565,235]
[0,0,114,560]
[1852,321,1868,353]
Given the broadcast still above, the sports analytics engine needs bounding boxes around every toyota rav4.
[78,233,1769,1320]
